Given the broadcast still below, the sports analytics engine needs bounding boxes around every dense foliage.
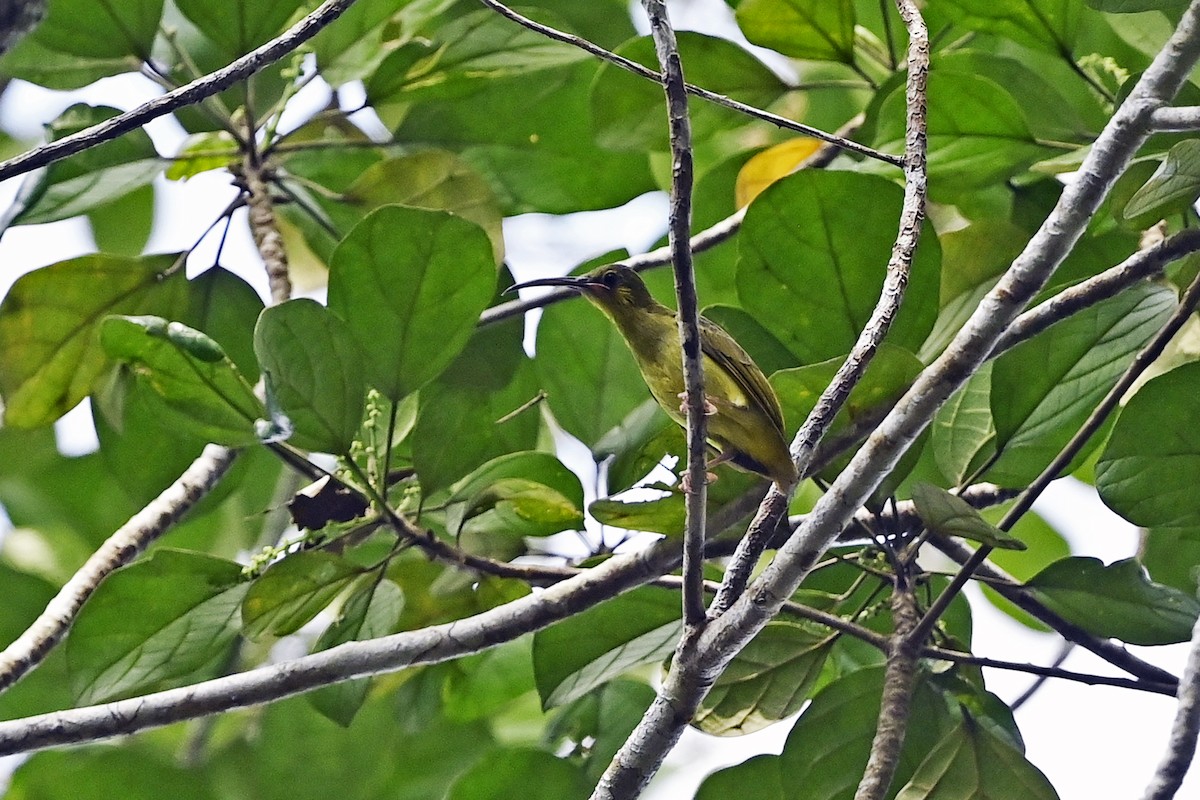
[0,0,1199,798]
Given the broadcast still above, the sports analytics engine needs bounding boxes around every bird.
[507,265,797,490]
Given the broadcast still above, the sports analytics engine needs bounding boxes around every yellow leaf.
[735,138,823,208]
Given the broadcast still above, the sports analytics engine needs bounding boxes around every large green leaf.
[5,104,162,226]
[65,549,248,704]
[442,636,536,723]
[939,0,1082,54]
[894,716,1058,800]
[1026,557,1200,645]
[1142,527,1200,593]
[10,747,217,800]
[242,551,364,640]
[1098,361,1200,527]
[100,315,264,446]
[1123,140,1200,220]
[590,32,786,151]
[255,299,368,455]
[175,0,306,58]
[931,364,996,485]
[0,253,185,428]
[444,451,585,543]
[328,206,496,400]
[737,170,941,364]
[694,620,832,736]
[533,587,680,708]
[871,71,1050,193]
[2,0,161,61]
[988,282,1176,486]
[735,0,855,63]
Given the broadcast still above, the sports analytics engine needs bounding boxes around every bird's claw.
[678,391,718,417]
[680,469,719,494]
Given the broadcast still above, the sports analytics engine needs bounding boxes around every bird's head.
[506,265,659,314]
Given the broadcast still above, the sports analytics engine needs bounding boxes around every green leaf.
[342,151,505,263]
[328,205,496,400]
[1098,362,1200,527]
[871,71,1049,193]
[101,315,264,446]
[939,0,1081,54]
[254,299,367,454]
[175,0,305,58]
[697,754,785,800]
[412,353,543,494]
[771,345,925,437]
[1087,0,1188,13]
[533,587,680,708]
[185,266,265,381]
[242,552,363,639]
[309,576,405,726]
[0,253,185,428]
[4,0,161,60]
[165,131,239,181]
[534,289,647,448]
[1027,557,1200,645]
[894,715,1058,800]
[989,282,1176,486]
[931,364,996,485]
[735,0,855,62]
[0,39,133,90]
[444,451,585,541]
[88,184,154,256]
[737,171,941,363]
[589,494,685,536]
[65,549,247,704]
[5,104,161,226]
[911,483,1027,550]
[1124,140,1200,220]
[367,8,586,104]
[309,0,400,86]
[446,748,589,800]
[10,747,217,800]
[1143,527,1200,593]
[694,620,832,736]
[591,32,785,151]
[443,636,536,723]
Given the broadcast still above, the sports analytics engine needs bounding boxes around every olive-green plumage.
[509,265,797,488]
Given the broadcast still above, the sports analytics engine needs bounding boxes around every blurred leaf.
[912,483,1027,550]
[309,0,401,86]
[442,636,536,723]
[309,576,404,726]
[1098,362,1200,527]
[989,282,1176,486]
[255,299,368,454]
[894,715,1058,800]
[242,551,363,639]
[1143,527,1200,593]
[10,747,217,800]
[4,104,161,226]
[591,32,785,151]
[65,549,247,704]
[695,620,832,736]
[697,754,785,800]
[1027,557,1200,645]
[0,253,186,428]
[101,315,264,446]
[1124,140,1200,220]
[445,451,585,541]
[931,364,996,485]
[735,0,855,62]
[88,184,153,256]
[939,0,1081,54]
[175,0,305,57]
[0,0,160,61]
[533,587,680,708]
[738,171,941,363]
[447,748,589,800]
[165,131,239,181]
[328,206,496,400]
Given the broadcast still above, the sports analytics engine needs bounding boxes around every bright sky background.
[0,1,1196,796]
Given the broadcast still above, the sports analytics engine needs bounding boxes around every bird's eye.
[602,270,621,289]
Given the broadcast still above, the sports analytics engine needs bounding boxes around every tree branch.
[242,149,292,305]
[0,445,236,694]
[0,0,359,184]
[1141,610,1200,799]
[709,0,930,617]
[475,0,902,167]
[1150,105,1200,131]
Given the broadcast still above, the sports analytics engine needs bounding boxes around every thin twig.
[475,0,903,167]
[1150,105,1200,131]
[709,0,930,617]
[1140,610,1200,799]
[242,154,292,304]
[0,445,236,693]
[0,0,360,184]
[1010,642,1074,710]
[640,0,706,627]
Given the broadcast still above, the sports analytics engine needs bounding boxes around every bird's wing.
[698,315,786,435]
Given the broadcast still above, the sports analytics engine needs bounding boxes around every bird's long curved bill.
[504,275,593,294]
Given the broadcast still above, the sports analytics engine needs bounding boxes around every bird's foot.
[680,469,719,494]
[677,391,718,417]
